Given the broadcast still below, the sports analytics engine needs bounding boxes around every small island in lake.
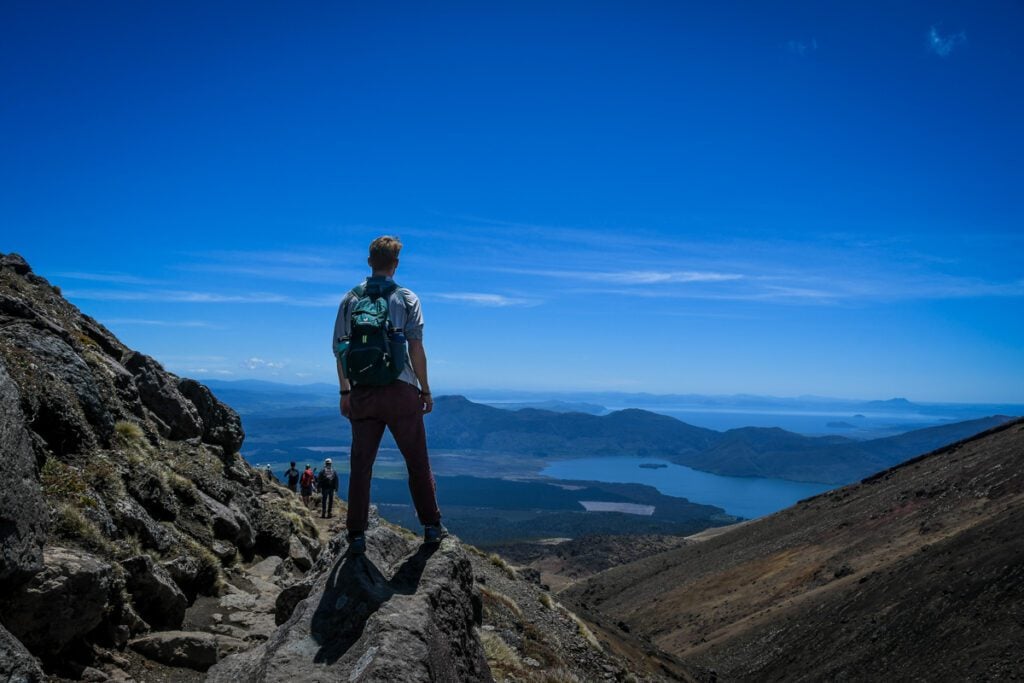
[638,462,669,469]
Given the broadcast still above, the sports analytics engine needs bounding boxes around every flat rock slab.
[129,631,219,671]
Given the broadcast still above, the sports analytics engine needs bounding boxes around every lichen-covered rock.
[249,506,293,559]
[3,326,106,455]
[0,546,119,655]
[108,496,174,553]
[0,360,46,584]
[124,351,203,441]
[161,554,200,595]
[208,525,492,683]
[129,630,220,670]
[178,378,245,454]
[0,622,44,683]
[121,554,188,630]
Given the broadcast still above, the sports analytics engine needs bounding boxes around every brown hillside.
[563,418,1024,681]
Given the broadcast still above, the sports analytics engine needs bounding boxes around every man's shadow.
[311,543,439,664]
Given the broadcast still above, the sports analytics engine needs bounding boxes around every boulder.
[130,467,178,521]
[249,507,293,559]
[0,360,47,584]
[288,536,312,572]
[129,631,220,671]
[120,555,188,630]
[108,496,173,552]
[177,379,245,454]
[208,526,491,683]
[211,540,237,563]
[162,555,200,592]
[0,622,45,683]
[0,252,32,275]
[0,546,119,656]
[2,326,106,455]
[195,489,255,552]
[123,352,202,441]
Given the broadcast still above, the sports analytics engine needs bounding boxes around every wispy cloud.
[786,38,818,57]
[56,271,165,285]
[434,293,539,307]
[64,289,341,307]
[928,25,966,57]
[499,268,744,285]
[243,357,286,370]
[105,318,219,328]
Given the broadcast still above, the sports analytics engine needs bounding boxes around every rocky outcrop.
[209,522,491,683]
[0,546,120,656]
[123,351,204,441]
[0,253,320,677]
[121,554,188,630]
[0,622,45,683]
[0,360,46,584]
[178,378,245,453]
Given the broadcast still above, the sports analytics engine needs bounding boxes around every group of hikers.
[282,460,340,518]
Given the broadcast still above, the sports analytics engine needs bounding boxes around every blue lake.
[540,457,834,520]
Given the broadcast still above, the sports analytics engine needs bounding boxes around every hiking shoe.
[348,535,366,555]
[424,524,448,544]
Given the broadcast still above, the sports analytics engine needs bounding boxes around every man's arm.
[337,358,352,417]
[407,339,433,414]
[334,296,352,417]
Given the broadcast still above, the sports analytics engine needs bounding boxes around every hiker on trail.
[284,461,300,493]
[317,458,339,518]
[299,464,315,508]
[333,235,444,555]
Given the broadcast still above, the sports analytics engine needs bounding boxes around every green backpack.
[337,281,407,386]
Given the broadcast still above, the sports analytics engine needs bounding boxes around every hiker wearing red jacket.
[299,465,315,508]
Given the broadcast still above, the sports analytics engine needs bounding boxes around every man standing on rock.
[333,236,444,554]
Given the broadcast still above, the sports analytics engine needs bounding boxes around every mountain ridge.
[243,393,1015,485]
[561,416,1024,680]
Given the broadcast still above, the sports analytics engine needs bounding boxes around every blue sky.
[2,2,1022,402]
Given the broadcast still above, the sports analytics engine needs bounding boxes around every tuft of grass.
[75,332,98,348]
[84,456,126,500]
[557,605,602,651]
[112,534,144,561]
[179,534,226,594]
[166,471,198,503]
[114,420,145,444]
[539,592,554,610]
[480,586,523,619]
[488,553,517,580]
[40,458,93,507]
[51,503,114,555]
[465,544,488,558]
[480,630,523,677]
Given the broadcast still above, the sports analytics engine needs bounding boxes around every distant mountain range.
[238,387,1016,484]
[201,379,1024,420]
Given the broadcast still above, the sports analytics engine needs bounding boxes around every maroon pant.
[347,381,441,536]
